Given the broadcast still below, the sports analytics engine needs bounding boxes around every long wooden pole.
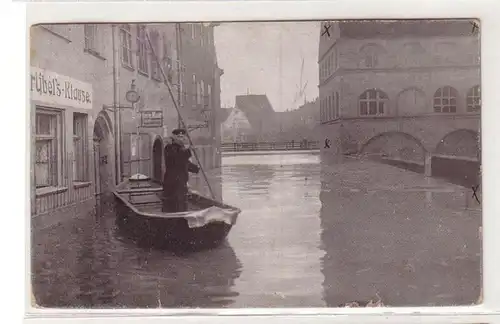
[145,27,215,200]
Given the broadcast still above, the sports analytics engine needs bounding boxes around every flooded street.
[32,152,481,308]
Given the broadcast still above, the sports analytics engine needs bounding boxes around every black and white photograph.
[30,19,482,309]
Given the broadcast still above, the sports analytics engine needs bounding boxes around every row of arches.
[359,85,480,116]
[359,129,479,161]
[357,129,480,187]
[320,85,480,123]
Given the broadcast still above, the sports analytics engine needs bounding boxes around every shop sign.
[141,111,163,128]
[30,67,93,110]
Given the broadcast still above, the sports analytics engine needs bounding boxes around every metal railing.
[221,140,320,152]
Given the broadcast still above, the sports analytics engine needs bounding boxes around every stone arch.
[396,87,426,116]
[360,131,427,164]
[95,110,113,136]
[435,129,479,159]
[151,135,164,184]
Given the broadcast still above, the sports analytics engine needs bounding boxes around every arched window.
[360,44,384,68]
[466,85,481,112]
[335,91,340,118]
[359,89,388,116]
[433,86,458,113]
[320,99,324,122]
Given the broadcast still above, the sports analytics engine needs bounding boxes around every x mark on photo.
[472,184,480,204]
[322,23,331,37]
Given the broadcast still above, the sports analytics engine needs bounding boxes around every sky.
[214,21,320,112]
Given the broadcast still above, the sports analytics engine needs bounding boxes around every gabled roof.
[235,94,275,130]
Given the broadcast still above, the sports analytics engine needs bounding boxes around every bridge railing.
[221,140,320,152]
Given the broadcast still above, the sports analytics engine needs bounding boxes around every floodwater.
[31,152,481,308]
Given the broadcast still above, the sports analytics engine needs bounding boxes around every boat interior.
[118,186,205,214]
[115,176,232,215]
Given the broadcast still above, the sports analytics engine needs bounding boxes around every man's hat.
[172,128,187,135]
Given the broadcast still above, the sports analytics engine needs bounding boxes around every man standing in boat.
[162,128,200,213]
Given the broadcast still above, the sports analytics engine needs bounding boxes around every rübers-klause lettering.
[30,71,92,104]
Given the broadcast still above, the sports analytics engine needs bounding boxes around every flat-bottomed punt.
[113,174,241,251]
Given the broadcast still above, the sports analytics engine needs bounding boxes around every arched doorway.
[152,137,163,184]
[93,115,113,210]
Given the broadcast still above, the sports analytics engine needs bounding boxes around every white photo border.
[21,0,500,323]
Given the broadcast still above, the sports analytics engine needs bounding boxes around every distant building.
[275,98,320,142]
[318,20,480,184]
[233,94,278,142]
[219,107,253,142]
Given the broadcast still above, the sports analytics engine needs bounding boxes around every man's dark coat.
[162,136,200,212]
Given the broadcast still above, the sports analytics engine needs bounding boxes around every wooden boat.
[113,174,241,251]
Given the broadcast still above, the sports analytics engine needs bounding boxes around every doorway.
[93,115,113,214]
[152,137,163,184]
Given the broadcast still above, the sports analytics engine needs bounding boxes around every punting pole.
[145,27,216,200]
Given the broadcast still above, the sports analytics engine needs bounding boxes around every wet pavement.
[31,152,481,308]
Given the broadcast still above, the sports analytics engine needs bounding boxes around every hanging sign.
[30,67,93,110]
[141,111,163,128]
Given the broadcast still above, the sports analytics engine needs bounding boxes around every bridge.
[221,140,320,153]
[322,113,480,187]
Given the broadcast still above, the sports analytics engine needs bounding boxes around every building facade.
[30,23,222,231]
[318,20,480,184]
[220,107,253,142]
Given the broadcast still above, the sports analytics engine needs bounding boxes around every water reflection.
[223,164,276,198]
[32,152,480,308]
[33,201,243,308]
[222,153,325,307]
[319,157,481,307]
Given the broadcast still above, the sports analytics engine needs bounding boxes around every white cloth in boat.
[184,206,238,228]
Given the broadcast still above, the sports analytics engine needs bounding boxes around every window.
[467,85,481,112]
[360,44,383,68]
[162,33,173,83]
[35,109,62,188]
[120,25,133,67]
[434,42,458,64]
[192,74,197,107]
[335,91,340,118]
[328,95,333,121]
[199,80,205,107]
[180,64,187,104]
[364,52,378,68]
[320,100,324,122]
[191,24,196,39]
[200,26,205,47]
[84,24,98,53]
[150,29,161,80]
[137,25,149,75]
[207,84,212,110]
[73,113,88,182]
[433,86,458,113]
[359,89,388,116]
